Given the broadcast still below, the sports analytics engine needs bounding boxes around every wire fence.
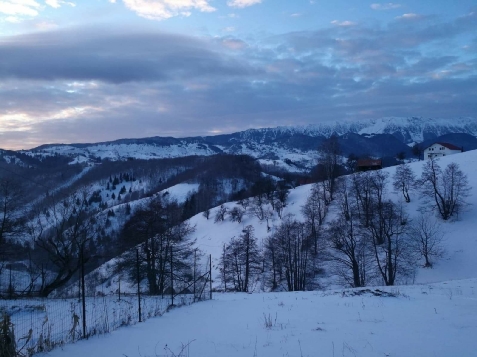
[0,257,212,357]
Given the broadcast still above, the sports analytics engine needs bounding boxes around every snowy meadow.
[36,279,477,357]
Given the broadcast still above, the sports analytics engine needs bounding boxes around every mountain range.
[2,117,475,173]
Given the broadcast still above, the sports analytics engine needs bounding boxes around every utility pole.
[193,248,197,302]
[170,245,174,306]
[81,245,87,339]
[209,254,212,300]
[223,244,227,292]
[136,248,142,322]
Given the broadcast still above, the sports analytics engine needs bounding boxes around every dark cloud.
[0,29,257,83]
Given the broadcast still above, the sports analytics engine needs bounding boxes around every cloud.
[121,0,215,20]
[371,3,401,11]
[1,12,476,150]
[227,0,261,9]
[5,15,21,22]
[331,20,357,27]
[0,0,41,17]
[395,13,423,21]
[0,0,73,22]
[45,0,75,8]
[35,20,58,29]
[220,37,247,50]
[0,29,255,83]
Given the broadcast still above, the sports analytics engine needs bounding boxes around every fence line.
[0,255,213,357]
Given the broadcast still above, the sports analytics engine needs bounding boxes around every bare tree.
[350,170,389,230]
[336,177,352,221]
[366,201,415,286]
[393,163,416,203]
[229,206,245,223]
[407,213,445,267]
[327,215,371,288]
[237,198,250,210]
[33,190,96,297]
[220,225,261,292]
[266,216,315,291]
[263,235,280,290]
[275,200,284,219]
[214,205,227,223]
[250,196,266,221]
[301,183,327,254]
[0,177,25,253]
[420,159,471,220]
[317,135,341,202]
[274,186,289,208]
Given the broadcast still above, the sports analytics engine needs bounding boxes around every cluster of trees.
[218,183,325,292]
[220,217,319,292]
[326,158,470,287]
[203,176,290,231]
[116,196,198,296]
[218,157,471,291]
[4,188,201,297]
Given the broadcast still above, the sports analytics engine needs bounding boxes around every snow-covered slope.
[88,149,477,296]
[238,116,477,143]
[194,150,477,286]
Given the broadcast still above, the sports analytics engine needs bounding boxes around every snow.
[68,155,90,165]
[37,279,477,357]
[159,183,200,204]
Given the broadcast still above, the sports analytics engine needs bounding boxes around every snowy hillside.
[87,148,477,296]
[188,150,477,286]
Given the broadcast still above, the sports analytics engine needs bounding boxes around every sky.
[0,1,476,150]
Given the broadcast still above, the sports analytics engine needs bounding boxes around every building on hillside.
[424,142,463,160]
[356,158,382,171]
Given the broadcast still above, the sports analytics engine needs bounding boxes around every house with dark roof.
[424,142,463,160]
[356,158,382,171]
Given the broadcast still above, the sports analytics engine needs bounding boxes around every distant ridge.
[29,117,477,150]
[6,117,475,172]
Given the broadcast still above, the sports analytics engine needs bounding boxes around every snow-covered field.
[7,149,477,356]
[37,279,477,357]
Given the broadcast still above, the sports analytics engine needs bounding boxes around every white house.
[424,142,463,160]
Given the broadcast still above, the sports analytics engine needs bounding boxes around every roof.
[357,159,382,167]
[429,142,462,151]
[437,142,462,151]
